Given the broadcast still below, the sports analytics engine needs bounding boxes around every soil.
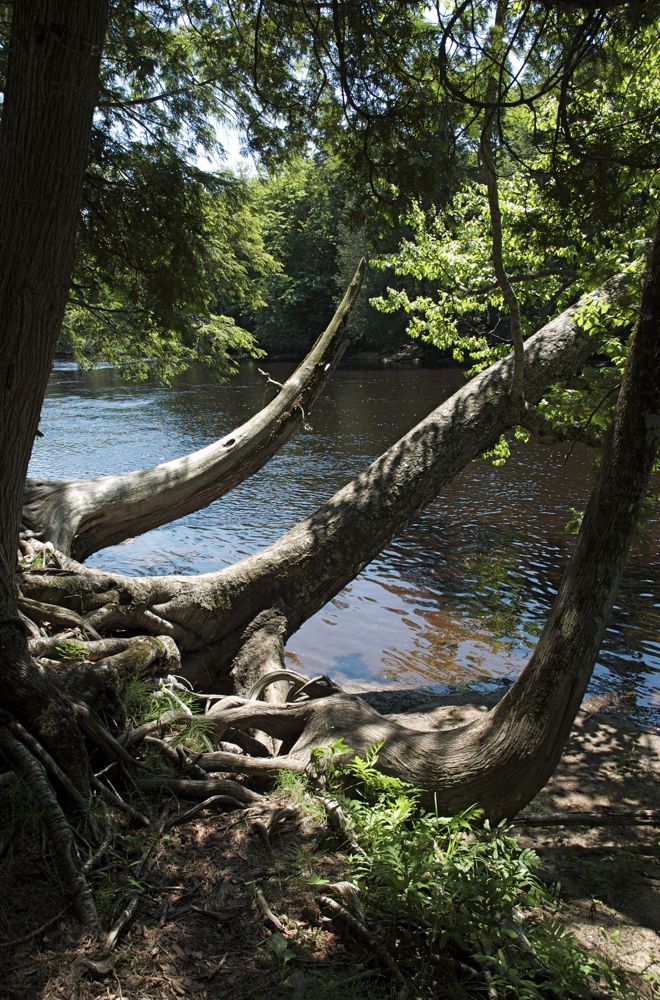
[0,691,657,1000]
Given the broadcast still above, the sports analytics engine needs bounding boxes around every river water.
[30,360,660,727]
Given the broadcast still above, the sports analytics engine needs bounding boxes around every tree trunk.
[22,261,366,560]
[22,272,628,691]
[0,0,108,778]
[190,216,660,819]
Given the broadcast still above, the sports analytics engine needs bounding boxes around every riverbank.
[1,691,657,1000]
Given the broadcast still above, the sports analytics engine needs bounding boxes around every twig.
[165,794,247,828]
[0,906,70,949]
[318,894,408,997]
[103,813,167,951]
[257,368,284,390]
[255,888,287,934]
[92,776,150,826]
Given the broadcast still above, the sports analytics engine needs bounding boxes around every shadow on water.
[31,360,660,726]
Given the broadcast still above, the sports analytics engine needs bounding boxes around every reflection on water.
[31,360,660,725]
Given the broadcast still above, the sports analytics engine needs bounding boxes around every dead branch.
[23,261,366,560]
[92,776,150,826]
[255,887,288,934]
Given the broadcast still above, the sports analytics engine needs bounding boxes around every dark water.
[30,361,660,726]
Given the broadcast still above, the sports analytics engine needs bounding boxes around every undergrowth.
[121,675,214,752]
[305,740,636,1000]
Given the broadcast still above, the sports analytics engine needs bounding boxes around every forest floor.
[0,689,658,1000]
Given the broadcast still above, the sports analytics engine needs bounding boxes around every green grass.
[121,675,214,753]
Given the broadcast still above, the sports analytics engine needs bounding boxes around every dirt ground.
[0,690,657,1000]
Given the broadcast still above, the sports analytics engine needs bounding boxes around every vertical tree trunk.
[0,1,108,777]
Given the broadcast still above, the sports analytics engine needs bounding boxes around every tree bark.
[22,260,366,560]
[0,1,108,776]
[22,272,629,691]
[190,216,660,819]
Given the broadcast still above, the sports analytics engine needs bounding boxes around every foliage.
[3,1,657,376]
[312,742,635,999]
[53,640,90,663]
[249,157,344,354]
[372,165,652,459]
[121,676,213,753]
[67,160,274,379]
[250,155,411,355]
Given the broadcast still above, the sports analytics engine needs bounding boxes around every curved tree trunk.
[186,217,660,819]
[22,272,628,690]
[22,260,366,561]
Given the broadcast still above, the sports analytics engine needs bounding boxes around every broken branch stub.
[23,259,366,560]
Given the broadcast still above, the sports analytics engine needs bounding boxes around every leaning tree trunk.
[0,0,108,785]
[175,215,660,819]
[22,260,366,560]
[22,271,629,688]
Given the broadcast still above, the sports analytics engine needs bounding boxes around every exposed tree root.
[0,725,101,932]
[19,271,631,696]
[135,774,262,803]
[4,247,657,942]
[6,717,89,812]
[18,594,102,639]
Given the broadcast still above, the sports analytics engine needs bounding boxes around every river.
[30,360,660,727]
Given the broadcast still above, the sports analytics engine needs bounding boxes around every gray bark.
[22,273,629,692]
[178,216,660,819]
[22,260,366,561]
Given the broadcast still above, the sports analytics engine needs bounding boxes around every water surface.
[31,361,660,726]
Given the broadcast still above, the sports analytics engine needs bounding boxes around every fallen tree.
[4,3,659,951]
[193,223,659,820]
[22,223,657,827]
